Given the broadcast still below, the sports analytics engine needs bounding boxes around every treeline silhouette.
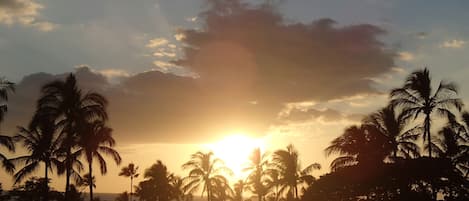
[0,68,469,201]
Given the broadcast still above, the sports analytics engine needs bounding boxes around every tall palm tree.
[74,120,121,201]
[325,124,389,171]
[182,151,232,201]
[119,163,140,201]
[271,144,320,200]
[0,78,15,174]
[10,118,62,200]
[365,105,421,159]
[391,68,463,158]
[34,74,108,199]
[244,148,268,201]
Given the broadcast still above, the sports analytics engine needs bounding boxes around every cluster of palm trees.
[321,68,469,200]
[0,75,121,201]
[128,144,321,201]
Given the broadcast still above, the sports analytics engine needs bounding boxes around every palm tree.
[10,118,62,200]
[325,124,389,171]
[119,163,139,201]
[264,168,281,201]
[0,78,15,174]
[391,68,463,158]
[271,144,320,200]
[182,151,232,201]
[244,148,268,201]
[365,105,421,159]
[170,176,186,201]
[77,172,96,192]
[233,180,246,201]
[0,78,14,123]
[135,160,175,201]
[74,120,121,201]
[34,74,108,199]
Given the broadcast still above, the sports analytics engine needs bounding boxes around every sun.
[207,133,265,180]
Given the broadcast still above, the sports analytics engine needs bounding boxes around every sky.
[1,0,469,194]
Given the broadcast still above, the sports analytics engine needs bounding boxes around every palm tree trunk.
[425,114,432,158]
[44,162,49,201]
[207,181,211,201]
[89,160,94,201]
[65,149,71,200]
[294,186,298,200]
[130,176,133,201]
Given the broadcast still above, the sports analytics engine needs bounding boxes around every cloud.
[146,38,169,48]
[174,32,186,41]
[2,2,397,144]
[0,0,55,31]
[279,107,363,123]
[174,3,396,103]
[441,39,466,48]
[397,51,415,61]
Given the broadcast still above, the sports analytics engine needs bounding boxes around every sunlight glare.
[207,133,265,180]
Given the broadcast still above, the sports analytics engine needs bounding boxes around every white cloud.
[146,38,169,48]
[397,51,415,61]
[185,16,197,22]
[441,39,466,48]
[174,33,186,41]
[97,69,130,78]
[0,0,55,31]
[153,48,176,58]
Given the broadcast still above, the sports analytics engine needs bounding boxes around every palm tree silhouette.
[271,144,320,200]
[325,124,389,171]
[170,175,185,201]
[182,151,232,201]
[74,120,121,201]
[0,78,14,123]
[0,78,15,174]
[233,180,246,201]
[34,74,108,199]
[365,105,421,160]
[77,172,96,191]
[10,118,62,200]
[119,163,139,201]
[391,68,463,158]
[244,148,268,201]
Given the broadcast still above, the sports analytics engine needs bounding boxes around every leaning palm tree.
[119,163,140,201]
[391,68,463,158]
[182,151,232,201]
[270,144,320,200]
[244,148,268,201]
[365,105,421,159]
[0,78,15,174]
[10,118,62,200]
[74,120,121,201]
[34,74,108,199]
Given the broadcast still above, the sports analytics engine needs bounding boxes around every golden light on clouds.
[206,133,266,180]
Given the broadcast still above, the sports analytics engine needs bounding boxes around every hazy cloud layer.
[0,0,55,31]
[2,2,396,144]
[175,2,396,103]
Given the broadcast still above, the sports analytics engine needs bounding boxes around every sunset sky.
[1,0,469,194]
